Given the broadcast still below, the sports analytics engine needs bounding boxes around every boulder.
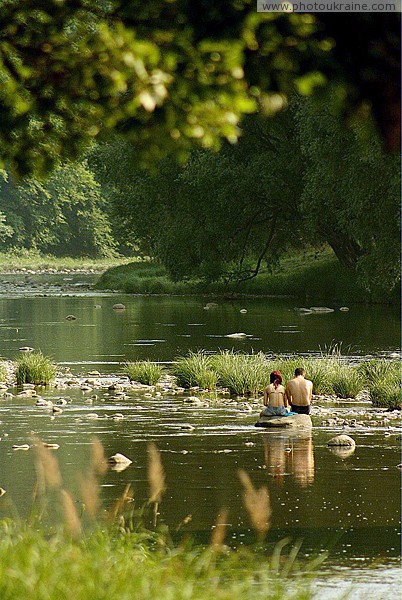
[255,414,312,430]
[327,434,356,447]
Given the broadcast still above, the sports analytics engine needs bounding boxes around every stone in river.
[309,306,335,313]
[109,453,132,466]
[327,434,356,447]
[225,332,251,339]
[255,414,312,430]
[339,307,350,312]
[65,314,77,320]
[113,303,126,310]
[0,488,6,497]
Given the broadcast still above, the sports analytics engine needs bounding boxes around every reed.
[124,360,165,385]
[15,351,56,385]
[238,469,271,540]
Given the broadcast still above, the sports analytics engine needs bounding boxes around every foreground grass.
[0,439,319,600]
[0,250,135,273]
[95,248,399,303]
[0,522,317,600]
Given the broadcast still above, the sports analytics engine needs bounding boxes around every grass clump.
[369,380,401,409]
[124,361,164,385]
[358,359,401,408]
[211,351,270,396]
[172,351,217,389]
[330,366,365,399]
[15,351,56,385]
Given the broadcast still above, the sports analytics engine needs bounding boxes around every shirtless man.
[285,368,313,415]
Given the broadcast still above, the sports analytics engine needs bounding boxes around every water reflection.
[327,445,356,459]
[263,434,315,487]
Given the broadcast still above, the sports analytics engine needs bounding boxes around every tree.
[296,92,400,295]
[89,104,308,281]
[0,2,399,177]
[90,93,400,295]
[0,161,116,256]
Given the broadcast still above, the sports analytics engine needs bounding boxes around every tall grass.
[15,351,56,385]
[358,359,401,408]
[330,366,365,399]
[172,351,217,389]
[124,361,164,385]
[210,351,270,396]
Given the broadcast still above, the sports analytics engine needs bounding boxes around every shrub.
[172,352,217,389]
[124,361,164,385]
[15,351,56,385]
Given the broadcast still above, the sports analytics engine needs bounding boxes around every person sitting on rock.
[260,370,289,417]
[285,367,313,415]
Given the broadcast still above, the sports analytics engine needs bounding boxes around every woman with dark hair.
[260,370,289,417]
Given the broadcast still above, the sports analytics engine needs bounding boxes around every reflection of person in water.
[260,370,288,417]
[290,436,315,487]
[263,435,315,487]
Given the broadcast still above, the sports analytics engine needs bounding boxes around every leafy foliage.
[93,94,400,296]
[0,2,399,177]
[0,162,116,257]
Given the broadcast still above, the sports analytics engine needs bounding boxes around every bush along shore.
[0,351,400,414]
[0,438,325,600]
[95,252,401,304]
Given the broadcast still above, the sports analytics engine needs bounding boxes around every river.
[0,273,400,598]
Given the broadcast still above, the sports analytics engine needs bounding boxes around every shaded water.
[0,274,400,596]
[0,276,400,369]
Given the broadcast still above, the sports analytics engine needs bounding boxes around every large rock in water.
[255,414,312,430]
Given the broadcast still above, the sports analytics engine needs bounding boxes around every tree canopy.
[90,93,400,295]
[0,2,399,177]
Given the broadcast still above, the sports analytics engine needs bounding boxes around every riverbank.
[95,250,400,304]
[0,251,135,274]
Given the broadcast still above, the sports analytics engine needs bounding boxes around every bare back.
[285,376,313,407]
